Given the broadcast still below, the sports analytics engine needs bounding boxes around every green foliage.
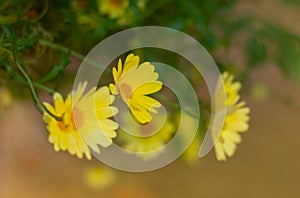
[1,0,300,98]
[277,35,300,81]
[246,36,266,68]
[279,0,300,4]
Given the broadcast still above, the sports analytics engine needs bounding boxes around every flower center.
[140,122,154,136]
[120,83,132,99]
[57,121,67,131]
[71,107,84,130]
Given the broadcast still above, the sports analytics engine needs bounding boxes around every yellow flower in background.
[83,166,115,190]
[76,13,100,29]
[178,112,200,164]
[182,135,200,165]
[211,72,250,161]
[97,0,146,24]
[250,82,270,103]
[117,113,175,160]
[0,87,12,113]
[43,82,118,160]
[98,0,129,19]
[109,54,163,124]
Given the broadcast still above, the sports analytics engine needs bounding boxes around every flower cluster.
[42,54,250,162]
[43,54,163,159]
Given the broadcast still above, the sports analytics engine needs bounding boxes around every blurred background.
[1,0,300,197]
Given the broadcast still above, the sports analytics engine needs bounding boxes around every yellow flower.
[117,113,175,160]
[83,166,115,190]
[43,82,118,160]
[178,112,200,164]
[76,13,99,29]
[98,0,129,19]
[97,0,146,24]
[0,87,12,113]
[183,135,200,164]
[211,72,250,161]
[109,54,163,124]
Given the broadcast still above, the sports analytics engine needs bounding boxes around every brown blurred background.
[1,0,300,197]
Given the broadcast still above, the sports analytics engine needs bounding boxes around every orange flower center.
[71,107,84,130]
[57,121,67,131]
[120,83,132,99]
[140,122,154,136]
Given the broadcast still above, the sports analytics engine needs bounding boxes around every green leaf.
[246,36,266,67]
[277,36,300,82]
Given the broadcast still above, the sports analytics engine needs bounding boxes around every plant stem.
[15,61,62,121]
[156,93,199,118]
[39,39,85,60]
[33,82,57,94]
[4,27,62,121]
[38,39,109,72]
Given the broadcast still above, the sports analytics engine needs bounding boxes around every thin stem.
[33,82,57,94]
[38,39,109,73]
[156,93,198,119]
[39,39,85,60]
[34,0,49,22]
[15,61,62,121]
[16,76,57,94]
[4,28,62,121]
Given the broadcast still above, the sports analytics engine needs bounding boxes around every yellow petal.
[120,62,159,89]
[112,66,118,82]
[98,119,119,130]
[214,142,226,161]
[95,86,115,107]
[73,82,88,104]
[123,53,139,73]
[54,93,65,116]
[131,95,161,109]
[223,140,237,157]
[109,83,119,95]
[223,131,241,143]
[128,103,151,124]
[132,82,163,96]
[96,106,118,119]
[43,102,55,115]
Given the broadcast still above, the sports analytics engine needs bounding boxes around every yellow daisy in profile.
[211,72,250,161]
[117,113,175,160]
[109,54,163,124]
[43,82,118,160]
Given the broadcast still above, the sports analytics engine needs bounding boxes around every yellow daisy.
[211,72,250,161]
[43,82,118,160]
[109,53,163,124]
[117,113,175,160]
